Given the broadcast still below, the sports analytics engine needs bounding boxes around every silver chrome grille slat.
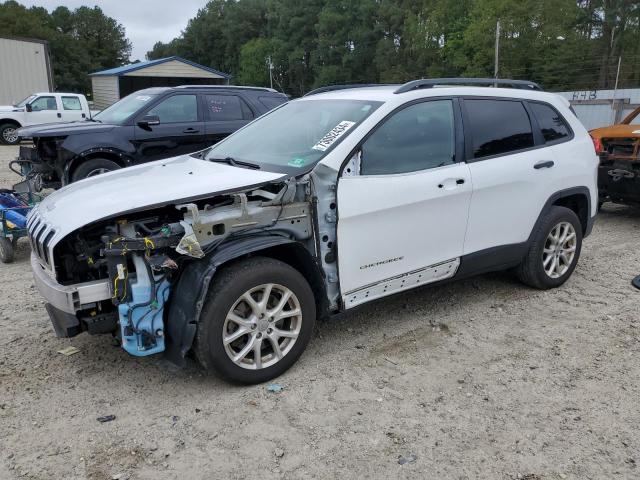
[27,210,55,270]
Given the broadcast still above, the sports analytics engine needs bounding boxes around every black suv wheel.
[71,158,121,181]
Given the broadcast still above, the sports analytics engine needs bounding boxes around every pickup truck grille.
[27,209,56,269]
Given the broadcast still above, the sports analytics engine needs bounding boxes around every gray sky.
[17,0,206,61]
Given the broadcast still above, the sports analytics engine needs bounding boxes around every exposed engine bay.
[33,178,315,358]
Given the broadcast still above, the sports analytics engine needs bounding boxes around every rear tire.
[0,123,20,145]
[0,238,15,263]
[516,206,583,289]
[195,257,316,384]
[71,158,120,182]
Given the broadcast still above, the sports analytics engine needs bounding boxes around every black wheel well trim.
[64,148,131,181]
[164,235,326,366]
[530,186,593,243]
[0,119,22,128]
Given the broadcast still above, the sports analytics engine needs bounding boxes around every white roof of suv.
[301,85,571,110]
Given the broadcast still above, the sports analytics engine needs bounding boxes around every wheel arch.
[165,235,326,366]
[65,148,130,183]
[0,118,22,128]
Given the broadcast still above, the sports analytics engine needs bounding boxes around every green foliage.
[148,0,639,95]
[0,0,131,94]
[2,0,638,96]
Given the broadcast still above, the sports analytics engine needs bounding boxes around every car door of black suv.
[132,93,207,162]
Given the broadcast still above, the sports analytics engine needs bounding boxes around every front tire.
[71,158,121,182]
[195,257,316,384]
[516,206,583,289]
[0,123,20,145]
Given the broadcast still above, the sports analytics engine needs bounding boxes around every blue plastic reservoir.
[118,255,170,357]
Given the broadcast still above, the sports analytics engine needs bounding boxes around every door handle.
[534,160,554,169]
[183,128,199,134]
[57,112,62,118]
[438,178,466,189]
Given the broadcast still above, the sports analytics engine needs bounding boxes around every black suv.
[15,86,288,189]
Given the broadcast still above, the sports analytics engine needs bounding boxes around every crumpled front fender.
[164,235,295,366]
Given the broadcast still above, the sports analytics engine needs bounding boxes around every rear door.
[25,95,60,125]
[462,98,557,255]
[133,93,207,162]
[337,99,472,306]
[202,93,255,147]
[60,95,87,122]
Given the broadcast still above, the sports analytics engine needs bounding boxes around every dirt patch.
[0,145,639,479]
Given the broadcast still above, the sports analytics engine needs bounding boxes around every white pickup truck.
[0,92,94,145]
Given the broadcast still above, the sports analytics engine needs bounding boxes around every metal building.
[556,88,640,130]
[0,36,54,105]
[90,56,232,110]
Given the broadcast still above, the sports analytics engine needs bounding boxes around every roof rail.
[304,84,393,97]
[175,85,279,93]
[394,78,542,94]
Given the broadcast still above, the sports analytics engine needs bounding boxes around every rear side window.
[204,94,252,121]
[465,99,534,158]
[258,95,287,111]
[62,96,82,111]
[529,102,571,143]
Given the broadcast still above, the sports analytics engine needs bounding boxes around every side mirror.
[25,104,32,112]
[138,115,160,128]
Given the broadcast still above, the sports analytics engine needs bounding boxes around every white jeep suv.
[28,78,598,383]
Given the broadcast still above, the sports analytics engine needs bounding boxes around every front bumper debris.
[31,253,110,314]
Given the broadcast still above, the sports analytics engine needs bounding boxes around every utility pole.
[611,55,622,123]
[494,20,501,85]
[266,55,274,90]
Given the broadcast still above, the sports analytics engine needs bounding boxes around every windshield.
[14,95,36,108]
[93,92,158,124]
[206,99,382,173]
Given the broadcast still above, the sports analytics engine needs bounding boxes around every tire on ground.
[516,205,583,290]
[0,237,15,263]
[71,158,121,182]
[0,123,21,145]
[194,256,316,384]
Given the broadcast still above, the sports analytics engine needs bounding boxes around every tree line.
[1,0,638,97]
[0,0,131,94]
[149,0,640,97]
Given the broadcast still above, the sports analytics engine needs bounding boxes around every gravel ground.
[0,144,638,480]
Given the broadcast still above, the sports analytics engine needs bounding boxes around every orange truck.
[590,106,640,206]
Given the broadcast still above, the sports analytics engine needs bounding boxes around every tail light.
[591,136,604,154]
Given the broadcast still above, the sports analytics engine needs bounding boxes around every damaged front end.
[11,138,70,192]
[30,177,314,362]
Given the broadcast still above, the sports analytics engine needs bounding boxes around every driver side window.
[360,100,455,175]
[30,96,57,111]
[147,95,198,123]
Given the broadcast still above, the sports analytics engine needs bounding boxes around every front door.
[26,95,60,125]
[337,99,472,307]
[133,94,206,162]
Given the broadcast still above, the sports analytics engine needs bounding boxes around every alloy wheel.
[85,168,111,177]
[222,283,302,370]
[542,221,577,278]
[2,127,18,144]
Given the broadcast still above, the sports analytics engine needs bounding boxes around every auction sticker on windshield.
[312,121,356,152]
